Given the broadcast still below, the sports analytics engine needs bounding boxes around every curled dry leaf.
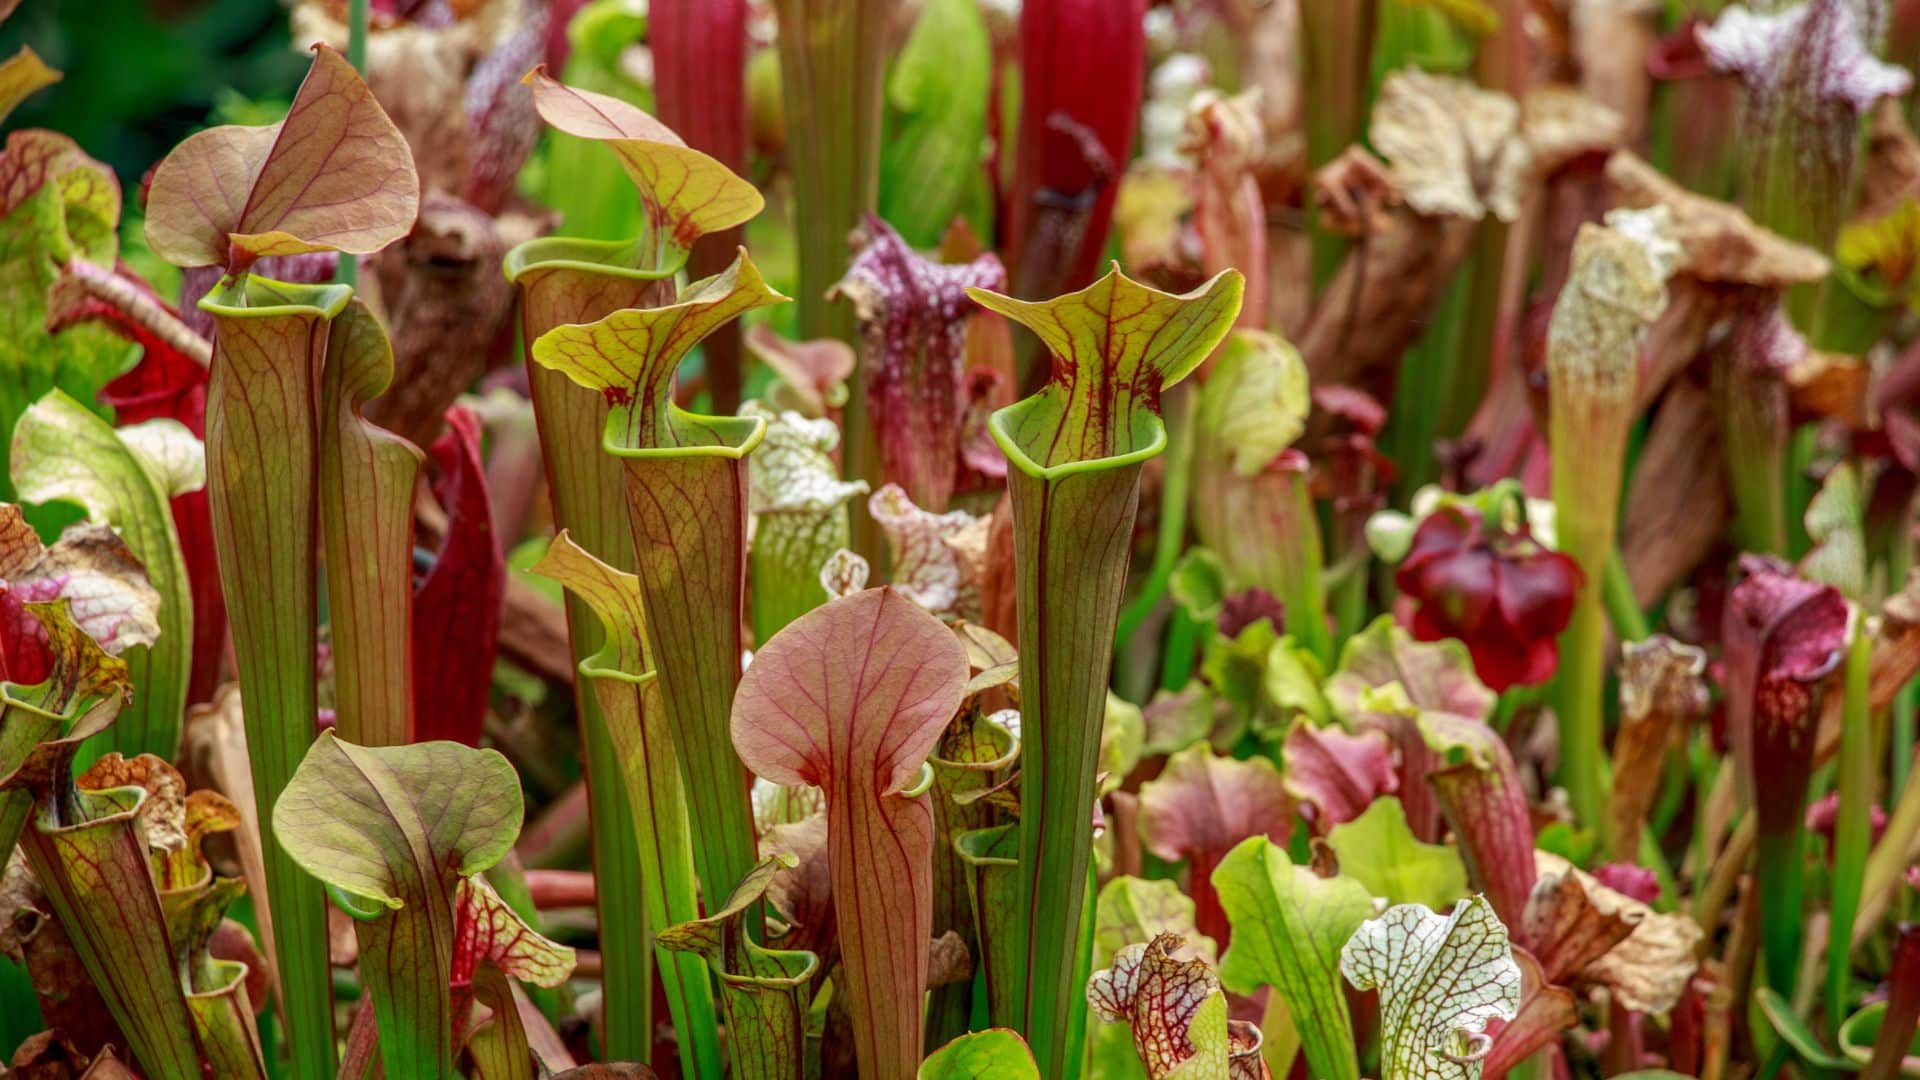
[1608,635,1709,861]
[1528,851,1704,1013]
[1370,69,1530,224]
[1605,151,1830,288]
[1521,86,1628,180]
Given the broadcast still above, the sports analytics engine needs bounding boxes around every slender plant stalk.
[1900,678,1919,797]
[1854,741,1920,948]
[969,269,1242,1079]
[1547,222,1672,846]
[200,277,349,1080]
[772,0,893,556]
[338,0,368,291]
[1299,0,1377,284]
[1830,618,1876,1023]
[531,533,721,1078]
[1604,549,1650,642]
[1113,384,1196,657]
[505,247,671,1062]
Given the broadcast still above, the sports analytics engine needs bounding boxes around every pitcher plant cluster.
[10,0,1920,1077]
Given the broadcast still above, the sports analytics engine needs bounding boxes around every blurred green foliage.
[0,0,303,187]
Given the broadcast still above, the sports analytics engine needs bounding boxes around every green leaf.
[878,0,992,247]
[1755,986,1855,1071]
[274,734,523,1078]
[919,1029,1041,1080]
[1340,895,1523,1080]
[1189,331,1329,662]
[1328,797,1470,910]
[732,588,970,1078]
[12,393,197,765]
[143,44,420,270]
[1169,547,1229,625]
[1838,999,1920,1072]
[955,823,1023,1030]
[0,133,132,512]
[319,299,424,748]
[1214,837,1370,1080]
[928,657,1021,1049]
[467,965,534,1080]
[974,265,1244,1078]
[1802,460,1867,599]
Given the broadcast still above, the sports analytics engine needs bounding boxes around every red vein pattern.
[319,299,422,748]
[202,279,342,1073]
[732,588,969,1079]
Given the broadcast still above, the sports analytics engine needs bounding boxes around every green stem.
[1898,678,1917,797]
[1604,549,1649,642]
[1854,740,1920,950]
[1757,827,1807,997]
[338,0,367,291]
[1828,621,1875,1023]
[772,0,892,560]
[1555,583,1610,847]
[1114,385,1196,653]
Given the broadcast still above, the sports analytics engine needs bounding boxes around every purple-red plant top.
[1393,505,1582,691]
[834,215,1005,511]
[1723,554,1851,823]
